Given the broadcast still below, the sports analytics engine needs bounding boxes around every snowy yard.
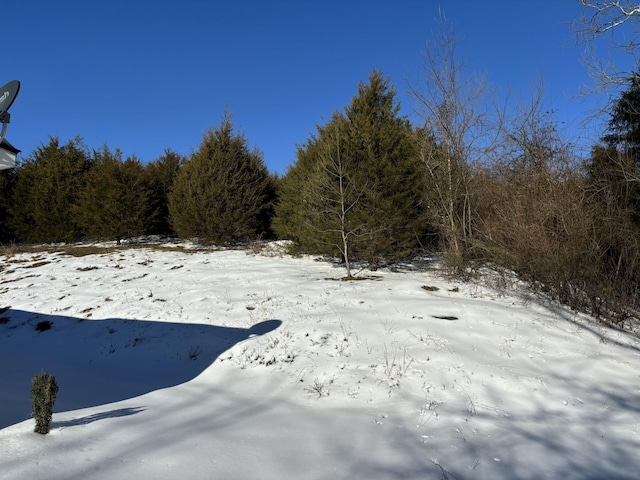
[1,242,639,479]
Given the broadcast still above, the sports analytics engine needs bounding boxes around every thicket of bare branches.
[468,86,640,327]
[405,9,640,326]
[472,89,591,303]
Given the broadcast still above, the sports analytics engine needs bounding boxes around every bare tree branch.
[574,0,640,91]
[578,0,640,33]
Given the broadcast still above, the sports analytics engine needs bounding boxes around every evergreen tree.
[168,114,275,244]
[145,149,184,235]
[0,169,16,243]
[275,113,367,275]
[589,74,640,224]
[275,71,426,271]
[75,146,156,242]
[342,70,426,269]
[604,72,640,160]
[272,144,322,252]
[10,137,92,243]
[581,73,640,319]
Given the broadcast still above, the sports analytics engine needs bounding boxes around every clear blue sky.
[3,0,617,174]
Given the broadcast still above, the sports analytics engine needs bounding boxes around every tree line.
[2,15,640,327]
[0,115,276,247]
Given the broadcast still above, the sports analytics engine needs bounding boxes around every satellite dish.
[0,80,20,170]
[0,80,20,122]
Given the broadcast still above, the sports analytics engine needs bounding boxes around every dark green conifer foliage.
[274,114,347,254]
[276,113,367,273]
[0,169,16,243]
[31,371,59,435]
[589,74,640,226]
[75,146,156,242]
[604,72,640,160]
[10,137,92,243]
[145,149,184,235]
[343,71,426,268]
[168,114,274,244]
[275,71,426,270]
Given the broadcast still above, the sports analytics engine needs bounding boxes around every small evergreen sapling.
[31,371,59,434]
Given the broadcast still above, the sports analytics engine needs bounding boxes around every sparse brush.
[35,320,53,332]
[0,243,20,258]
[305,378,330,398]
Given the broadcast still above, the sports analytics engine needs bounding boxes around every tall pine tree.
[11,137,92,243]
[75,146,156,243]
[275,71,427,271]
[604,72,640,160]
[588,72,640,224]
[343,70,426,269]
[168,113,275,244]
[145,149,184,236]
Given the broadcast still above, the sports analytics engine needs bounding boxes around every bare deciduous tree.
[307,129,367,279]
[409,14,493,270]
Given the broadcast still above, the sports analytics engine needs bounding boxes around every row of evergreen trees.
[0,117,276,246]
[0,71,429,267]
[1,139,181,244]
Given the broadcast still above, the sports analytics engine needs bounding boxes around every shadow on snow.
[0,309,281,429]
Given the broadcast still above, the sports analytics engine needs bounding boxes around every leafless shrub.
[0,243,19,258]
[304,378,330,398]
[470,88,640,328]
[421,285,440,292]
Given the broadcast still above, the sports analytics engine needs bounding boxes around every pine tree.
[342,70,426,269]
[75,146,156,243]
[604,72,640,160]
[168,114,275,244]
[589,73,640,224]
[145,149,184,236]
[275,71,427,271]
[10,137,92,243]
[31,371,59,435]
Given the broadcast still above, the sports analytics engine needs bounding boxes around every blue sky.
[3,1,620,174]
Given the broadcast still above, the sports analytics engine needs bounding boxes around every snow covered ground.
[1,241,639,479]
